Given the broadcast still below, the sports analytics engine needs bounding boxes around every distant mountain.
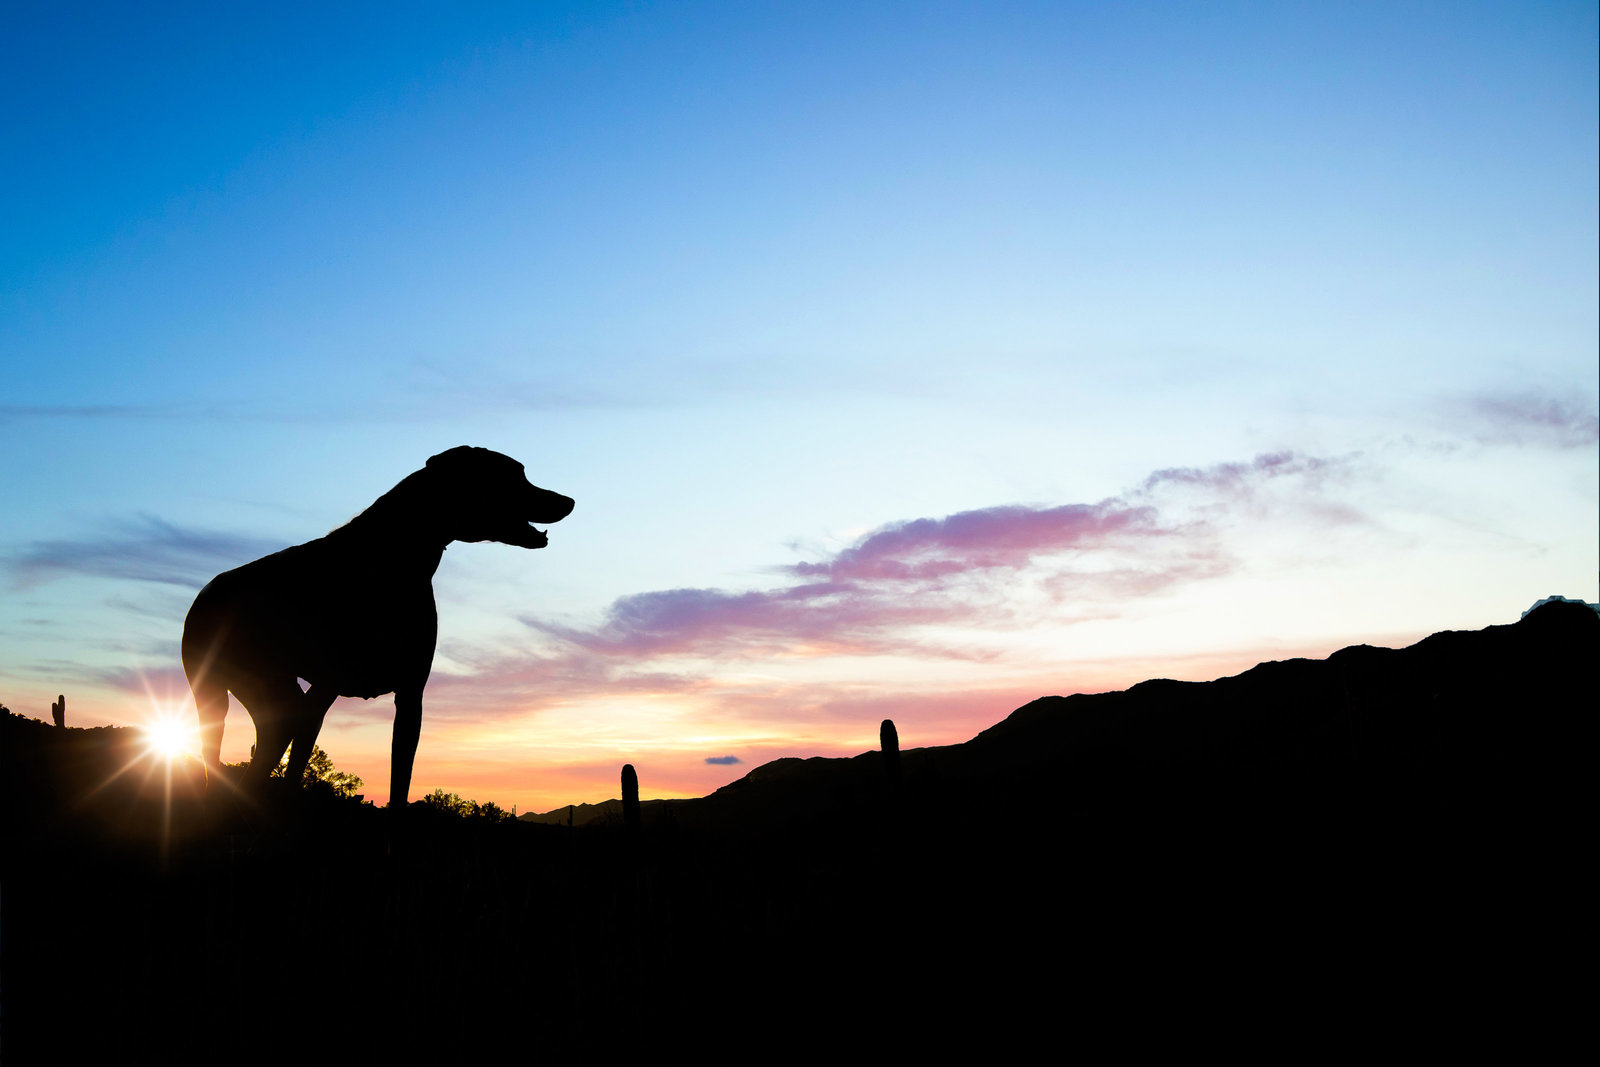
[519,797,626,827]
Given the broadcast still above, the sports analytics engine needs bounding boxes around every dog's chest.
[297,570,438,696]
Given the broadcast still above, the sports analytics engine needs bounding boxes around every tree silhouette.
[230,743,364,797]
[276,743,363,797]
[418,788,472,816]
[415,788,513,821]
[471,799,512,822]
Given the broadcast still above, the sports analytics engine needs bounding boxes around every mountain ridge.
[527,599,1596,832]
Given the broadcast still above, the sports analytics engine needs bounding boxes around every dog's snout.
[530,486,575,522]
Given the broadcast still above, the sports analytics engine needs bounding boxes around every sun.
[143,712,196,760]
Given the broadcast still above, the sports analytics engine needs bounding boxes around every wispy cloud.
[1462,391,1599,449]
[704,755,742,765]
[75,664,192,699]
[424,642,710,714]
[1135,450,1343,496]
[2,356,896,431]
[524,580,993,661]
[104,591,195,622]
[0,403,187,421]
[8,515,281,590]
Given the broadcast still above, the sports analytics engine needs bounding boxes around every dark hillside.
[4,601,1592,1061]
[664,599,1593,844]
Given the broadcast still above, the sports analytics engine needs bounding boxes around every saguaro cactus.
[621,763,640,836]
[51,694,65,729]
[880,718,902,793]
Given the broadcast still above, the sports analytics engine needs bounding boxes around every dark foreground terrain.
[4,602,1593,1062]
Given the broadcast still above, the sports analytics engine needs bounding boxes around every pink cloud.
[793,501,1164,582]
[513,451,1359,671]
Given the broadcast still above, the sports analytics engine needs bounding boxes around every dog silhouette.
[181,446,574,806]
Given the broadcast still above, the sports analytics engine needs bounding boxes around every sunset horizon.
[4,3,1595,816]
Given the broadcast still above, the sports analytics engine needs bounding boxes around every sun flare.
[144,714,196,760]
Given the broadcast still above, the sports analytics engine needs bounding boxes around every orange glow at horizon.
[18,615,1496,816]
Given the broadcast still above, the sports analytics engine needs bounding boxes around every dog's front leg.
[282,685,339,785]
[390,686,423,807]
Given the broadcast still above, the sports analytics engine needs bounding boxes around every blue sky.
[3,2,1595,810]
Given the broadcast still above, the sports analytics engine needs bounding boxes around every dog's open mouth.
[494,522,550,549]
[501,488,571,549]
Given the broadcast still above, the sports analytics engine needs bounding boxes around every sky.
[3,1,1595,814]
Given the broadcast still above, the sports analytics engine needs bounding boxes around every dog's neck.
[328,469,456,574]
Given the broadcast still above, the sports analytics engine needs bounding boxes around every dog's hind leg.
[282,685,338,786]
[182,619,231,791]
[191,674,229,790]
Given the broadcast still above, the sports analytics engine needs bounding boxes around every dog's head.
[425,446,575,549]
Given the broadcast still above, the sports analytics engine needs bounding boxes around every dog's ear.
[426,446,481,468]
